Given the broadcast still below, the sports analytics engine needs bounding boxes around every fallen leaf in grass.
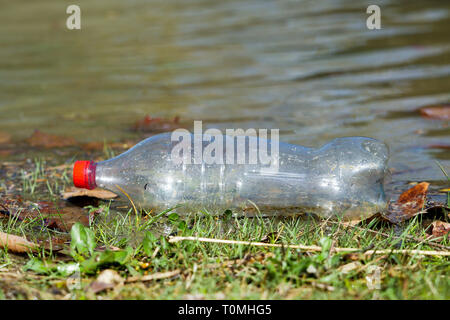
[428,221,450,239]
[384,182,430,223]
[2,198,90,232]
[40,237,67,252]
[62,186,117,200]
[35,201,90,232]
[0,132,11,144]
[26,130,77,148]
[0,196,24,217]
[0,231,38,253]
[419,104,450,120]
[132,115,183,132]
[420,203,450,221]
[89,269,124,293]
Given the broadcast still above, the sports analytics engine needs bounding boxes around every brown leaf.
[428,221,450,239]
[26,130,77,148]
[384,182,430,223]
[0,231,38,253]
[40,236,68,251]
[1,196,26,217]
[132,115,183,132]
[419,104,450,120]
[2,198,89,232]
[34,201,90,232]
[62,187,117,200]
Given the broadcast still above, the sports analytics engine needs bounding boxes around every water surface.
[0,0,449,192]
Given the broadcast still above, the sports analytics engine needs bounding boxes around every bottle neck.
[94,160,120,190]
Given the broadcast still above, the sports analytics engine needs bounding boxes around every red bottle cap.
[73,161,97,190]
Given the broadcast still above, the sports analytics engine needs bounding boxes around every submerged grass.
[0,157,449,300]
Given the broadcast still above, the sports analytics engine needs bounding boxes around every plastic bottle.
[73,133,389,220]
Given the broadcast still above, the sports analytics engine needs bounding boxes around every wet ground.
[0,0,449,198]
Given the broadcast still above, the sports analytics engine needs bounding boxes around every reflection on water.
[0,0,449,186]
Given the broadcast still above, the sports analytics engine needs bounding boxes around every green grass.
[0,157,449,300]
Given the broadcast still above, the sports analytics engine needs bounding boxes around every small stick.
[168,236,450,257]
[126,269,181,283]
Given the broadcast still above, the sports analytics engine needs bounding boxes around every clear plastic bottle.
[73,133,389,220]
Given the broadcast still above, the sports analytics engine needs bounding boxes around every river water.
[0,0,449,192]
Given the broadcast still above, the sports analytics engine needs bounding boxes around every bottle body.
[86,133,389,220]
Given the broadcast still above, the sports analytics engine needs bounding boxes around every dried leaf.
[2,198,89,232]
[36,201,90,232]
[89,269,124,293]
[384,182,429,223]
[26,130,77,148]
[62,187,117,200]
[428,221,450,239]
[419,104,450,120]
[0,231,38,253]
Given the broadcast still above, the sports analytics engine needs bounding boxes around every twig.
[168,236,450,257]
[125,269,181,283]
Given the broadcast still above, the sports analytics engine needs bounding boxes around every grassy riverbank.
[0,155,449,300]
